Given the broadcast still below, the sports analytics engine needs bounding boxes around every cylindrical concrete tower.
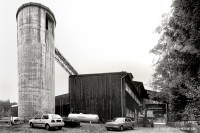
[16,2,56,119]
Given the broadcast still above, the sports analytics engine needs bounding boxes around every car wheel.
[151,124,154,127]
[45,124,50,131]
[58,126,62,130]
[106,127,110,130]
[30,123,34,128]
[120,126,124,131]
[131,124,134,129]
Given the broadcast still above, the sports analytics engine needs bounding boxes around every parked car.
[126,117,135,122]
[146,117,154,127]
[0,117,11,125]
[105,117,135,131]
[138,115,154,127]
[29,114,64,130]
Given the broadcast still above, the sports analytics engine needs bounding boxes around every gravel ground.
[0,123,107,133]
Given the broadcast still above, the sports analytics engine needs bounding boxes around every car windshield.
[51,114,61,119]
[113,118,124,122]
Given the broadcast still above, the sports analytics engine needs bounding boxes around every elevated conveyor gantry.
[55,48,78,75]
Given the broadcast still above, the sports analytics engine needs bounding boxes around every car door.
[33,115,42,127]
[126,118,132,128]
[124,118,129,129]
[41,114,49,128]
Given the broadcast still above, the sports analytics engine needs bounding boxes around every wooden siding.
[55,94,69,106]
[11,106,18,117]
[69,74,125,120]
[55,94,70,116]
[125,91,136,111]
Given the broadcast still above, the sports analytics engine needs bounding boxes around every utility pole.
[143,108,147,127]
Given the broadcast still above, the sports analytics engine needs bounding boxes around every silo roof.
[16,2,56,25]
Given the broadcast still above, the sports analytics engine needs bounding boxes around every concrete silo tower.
[16,2,56,119]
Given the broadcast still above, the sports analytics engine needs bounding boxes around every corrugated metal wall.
[69,73,125,120]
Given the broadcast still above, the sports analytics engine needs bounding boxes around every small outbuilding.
[55,94,70,117]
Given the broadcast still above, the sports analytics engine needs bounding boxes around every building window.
[46,13,54,36]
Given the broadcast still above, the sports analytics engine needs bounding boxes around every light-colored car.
[29,114,65,130]
[105,117,135,131]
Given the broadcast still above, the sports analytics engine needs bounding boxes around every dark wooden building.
[69,72,145,121]
[131,81,148,122]
[55,94,70,116]
[11,105,18,117]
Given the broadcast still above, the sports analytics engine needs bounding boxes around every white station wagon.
[29,114,65,130]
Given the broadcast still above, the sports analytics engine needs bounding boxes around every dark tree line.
[150,0,200,121]
[0,99,17,117]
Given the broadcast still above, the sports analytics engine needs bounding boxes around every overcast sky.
[0,0,172,103]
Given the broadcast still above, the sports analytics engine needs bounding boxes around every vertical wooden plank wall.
[69,73,124,120]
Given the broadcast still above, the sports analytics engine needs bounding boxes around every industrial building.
[69,72,147,122]
[16,2,56,119]
[15,2,162,123]
[55,94,70,117]
[11,105,18,117]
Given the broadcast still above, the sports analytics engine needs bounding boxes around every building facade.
[16,2,56,119]
[55,94,70,117]
[69,72,145,122]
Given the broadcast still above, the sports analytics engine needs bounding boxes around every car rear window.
[113,118,124,122]
[51,114,61,119]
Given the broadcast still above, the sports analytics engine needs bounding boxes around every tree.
[150,0,200,121]
[0,99,13,117]
[0,108,4,116]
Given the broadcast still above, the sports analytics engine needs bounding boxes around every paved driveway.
[104,124,187,133]
[0,122,195,133]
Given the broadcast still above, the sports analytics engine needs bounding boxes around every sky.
[0,0,172,103]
